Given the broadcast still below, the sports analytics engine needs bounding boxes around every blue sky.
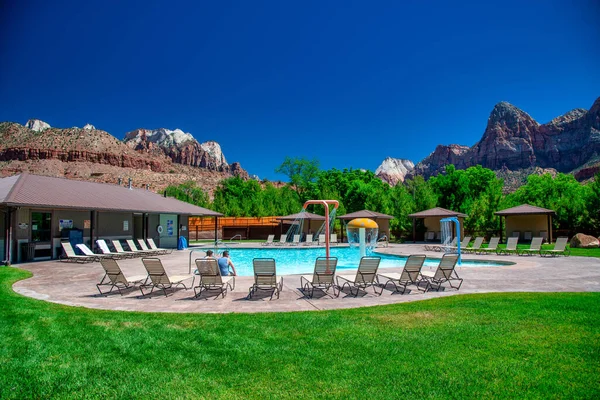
[1,0,599,181]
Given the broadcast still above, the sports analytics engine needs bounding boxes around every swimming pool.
[201,247,510,276]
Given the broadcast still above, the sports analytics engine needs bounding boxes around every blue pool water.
[200,247,509,276]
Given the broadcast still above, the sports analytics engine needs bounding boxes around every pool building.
[0,174,222,264]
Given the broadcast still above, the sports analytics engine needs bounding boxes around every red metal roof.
[408,207,468,218]
[337,209,394,220]
[0,174,222,216]
[494,204,555,216]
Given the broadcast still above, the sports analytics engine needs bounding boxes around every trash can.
[21,242,36,262]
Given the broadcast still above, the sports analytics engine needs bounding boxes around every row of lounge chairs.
[262,233,339,246]
[61,239,171,263]
[96,254,463,299]
[424,236,570,257]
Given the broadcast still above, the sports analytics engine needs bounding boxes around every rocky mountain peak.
[487,102,539,129]
[25,119,51,132]
[83,123,96,130]
[375,157,414,186]
[124,128,195,149]
[199,140,227,166]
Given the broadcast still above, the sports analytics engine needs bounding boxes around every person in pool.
[218,250,237,276]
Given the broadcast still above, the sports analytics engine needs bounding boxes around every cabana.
[408,207,467,243]
[275,212,325,239]
[0,173,222,264]
[494,204,555,243]
[337,209,393,242]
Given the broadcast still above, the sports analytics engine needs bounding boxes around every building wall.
[97,212,133,238]
[148,214,160,241]
[0,210,5,262]
[505,215,549,240]
[180,215,189,243]
[377,219,390,240]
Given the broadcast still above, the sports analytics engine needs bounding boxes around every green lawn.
[1,268,599,399]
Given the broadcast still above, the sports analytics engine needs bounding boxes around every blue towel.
[177,236,188,250]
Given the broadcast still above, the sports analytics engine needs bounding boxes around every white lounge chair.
[60,242,97,263]
[290,234,301,246]
[330,233,338,246]
[318,234,326,246]
[477,237,500,255]
[126,239,154,256]
[112,240,138,258]
[274,234,287,246]
[304,234,314,246]
[262,234,275,246]
[96,239,130,259]
[147,238,172,254]
[136,239,161,255]
[425,231,435,242]
[463,237,484,254]
[75,243,109,261]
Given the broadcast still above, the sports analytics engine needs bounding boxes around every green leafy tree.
[164,181,210,208]
[275,157,320,200]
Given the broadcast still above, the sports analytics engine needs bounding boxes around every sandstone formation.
[0,120,249,193]
[124,128,247,178]
[25,119,50,132]
[407,96,600,179]
[570,233,600,249]
[375,157,415,185]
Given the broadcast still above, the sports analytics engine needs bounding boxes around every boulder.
[569,233,600,249]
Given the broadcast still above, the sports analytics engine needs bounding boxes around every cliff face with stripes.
[0,120,248,193]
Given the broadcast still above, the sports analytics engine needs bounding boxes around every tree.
[275,157,320,199]
[164,181,210,208]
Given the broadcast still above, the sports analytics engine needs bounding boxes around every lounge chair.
[540,237,570,257]
[318,234,326,246]
[97,258,147,296]
[274,234,287,246]
[112,240,138,258]
[336,256,382,297]
[304,234,314,246]
[518,237,543,256]
[60,241,97,263]
[75,243,109,261]
[96,239,130,259]
[137,239,163,255]
[330,233,338,246]
[540,231,548,243]
[497,237,519,255]
[262,234,275,246]
[512,231,520,240]
[440,237,457,253]
[147,238,173,255]
[140,258,193,296]
[524,231,532,241]
[290,234,301,246]
[449,236,471,252]
[248,258,283,300]
[425,231,435,242]
[126,239,154,256]
[193,258,234,298]
[477,237,500,255]
[421,254,462,291]
[377,254,426,294]
[463,237,484,254]
[300,257,338,298]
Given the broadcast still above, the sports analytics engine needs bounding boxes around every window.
[31,212,52,242]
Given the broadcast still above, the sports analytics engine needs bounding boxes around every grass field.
[1,268,599,399]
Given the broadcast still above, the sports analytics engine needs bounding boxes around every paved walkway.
[12,243,600,314]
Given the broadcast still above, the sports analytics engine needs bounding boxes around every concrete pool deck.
[11,243,600,314]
